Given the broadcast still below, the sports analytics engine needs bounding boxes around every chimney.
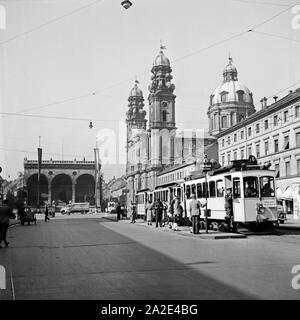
[273,96,278,103]
[260,97,268,109]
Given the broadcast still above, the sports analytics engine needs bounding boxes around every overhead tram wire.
[0,0,105,46]
[232,0,292,7]
[1,80,299,125]
[249,30,300,44]
[1,2,298,121]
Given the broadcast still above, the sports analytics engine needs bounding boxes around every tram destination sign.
[200,162,212,172]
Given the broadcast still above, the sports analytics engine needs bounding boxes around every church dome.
[129,82,143,97]
[210,58,253,106]
[153,50,170,67]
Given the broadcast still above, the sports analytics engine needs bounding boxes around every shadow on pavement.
[0,217,258,300]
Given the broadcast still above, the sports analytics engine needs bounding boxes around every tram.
[184,157,278,228]
[135,189,153,217]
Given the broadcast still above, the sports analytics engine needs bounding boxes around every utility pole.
[37,136,42,209]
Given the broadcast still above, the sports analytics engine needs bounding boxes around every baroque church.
[125,48,217,204]
[124,49,254,205]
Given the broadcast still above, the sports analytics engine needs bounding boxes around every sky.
[0,0,300,181]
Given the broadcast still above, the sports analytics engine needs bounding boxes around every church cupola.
[126,80,147,130]
[207,56,256,136]
[223,57,238,82]
[148,45,176,131]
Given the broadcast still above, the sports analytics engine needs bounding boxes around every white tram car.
[184,159,278,227]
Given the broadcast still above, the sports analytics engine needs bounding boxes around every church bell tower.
[148,46,176,168]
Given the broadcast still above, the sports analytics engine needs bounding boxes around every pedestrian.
[0,199,12,248]
[146,200,153,225]
[189,194,206,234]
[154,199,163,228]
[115,202,121,221]
[162,201,168,227]
[172,197,183,231]
[224,188,236,232]
[130,201,136,224]
[168,198,175,229]
[44,205,50,222]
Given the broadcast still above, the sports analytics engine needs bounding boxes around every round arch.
[27,174,48,206]
[51,174,72,205]
[75,174,95,205]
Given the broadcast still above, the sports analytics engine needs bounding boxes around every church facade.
[125,48,218,205]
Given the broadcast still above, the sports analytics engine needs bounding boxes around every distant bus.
[61,202,90,214]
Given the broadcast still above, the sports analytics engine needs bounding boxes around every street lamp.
[121,0,133,9]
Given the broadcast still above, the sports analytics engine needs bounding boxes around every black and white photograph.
[0,0,300,310]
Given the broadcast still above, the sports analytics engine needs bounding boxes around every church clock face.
[161,101,168,108]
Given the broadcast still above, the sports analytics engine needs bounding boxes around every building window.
[297,159,300,175]
[241,130,244,139]
[221,92,227,102]
[296,132,300,147]
[162,110,167,122]
[274,139,279,152]
[221,93,228,102]
[284,135,289,150]
[273,115,278,126]
[264,141,269,155]
[239,115,244,122]
[275,163,280,178]
[256,123,260,134]
[227,153,231,164]
[295,105,300,118]
[264,120,269,130]
[221,116,227,128]
[237,91,244,102]
[222,155,225,166]
[256,144,260,158]
[241,149,245,159]
[222,139,225,147]
[234,133,237,143]
[285,161,291,176]
[234,151,237,160]
[284,110,289,122]
[248,127,252,137]
[248,146,252,156]
[230,113,235,126]
[227,136,230,145]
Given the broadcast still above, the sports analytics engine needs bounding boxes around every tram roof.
[155,182,181,190]
[136,188,150,193]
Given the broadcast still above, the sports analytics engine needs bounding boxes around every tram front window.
[244,177,259,198]
[233,178,241,198]
[260,176,275,197]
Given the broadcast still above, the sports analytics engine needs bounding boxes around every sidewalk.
[278,216,300,230]
[102,213,247,240]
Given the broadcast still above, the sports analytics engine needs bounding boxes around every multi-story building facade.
[216,89,300,217]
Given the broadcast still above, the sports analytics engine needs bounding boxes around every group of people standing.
[128,188,236,234]
[144,197,185,231]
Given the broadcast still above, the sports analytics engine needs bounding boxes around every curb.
[102,217,247,239]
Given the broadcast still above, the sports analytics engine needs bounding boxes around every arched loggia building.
[27,173,48,206]
[75,174,95,205]
[24,158,101,206]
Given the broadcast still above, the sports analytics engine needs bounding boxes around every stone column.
[72,181,76,203]
[48,181,52,204]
